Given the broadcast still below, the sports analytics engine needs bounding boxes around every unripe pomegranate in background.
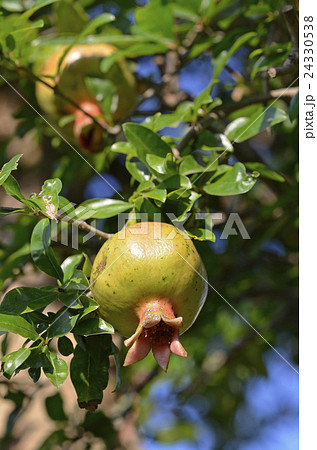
[35,44,136,152]
[91,222,208,371]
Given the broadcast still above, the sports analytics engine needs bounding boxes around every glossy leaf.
[73,318,114,336]
[1,348,31,377]
[31,219,64,282]
[46,308,79,338]
[0,287,57,315]
[195,131,233,152]
[57,336,74,357]
[143,188,167,203]
[157,174,192,191]
[76,198,132,219]
[289,91,299,122]
[111,141,137,157]
[43,351,68,388]
[245,162,285,183]
[123,123,172,163]
[143,102,193,132]
[0,154,22,186]
[203,163,258,196]
[61,254,84,283]
[0,313,39,340]
[126,160,152,183]
[225,107,288,143]
[82,253,92,278]
[180,153,218,175]
[185,228,216,242]
[58,291,83,309]
[70,336,111,410]
[2,175,27,204]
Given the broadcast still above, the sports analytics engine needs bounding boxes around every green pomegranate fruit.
[91,222,208,371]
[35,43,136,152]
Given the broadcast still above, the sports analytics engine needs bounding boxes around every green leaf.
[45,393,67,421]
[0,287,56,315]
[185,228,216,242]
[134,0,174,42]
[111,141,137,157]
[174,191,201,221]
[203,163,258,196]
[73,318,114,336]
[43,351,68,388]
[79,296,99,319]
[179,153,218,175]
[142,102,193,132]
[58,336,74,357]
[38,178,62,219]
[195,131,233,152]
[225,107,288,143]
[0,154,22,186]
[289,91,299,122]
[85,77,117,117]
[146,154,168,174]
[21,0,58,20]
[123,123,172,163]
[82,253,92,279]
[76,198,133,219]
[47,309,79,339]
[1,348,31,377]
[111,342,121,392]
[30,219,64,282]
[157,174,192,191]
[63,270,89,291]
[70,335,111,410]
[61,254,84,284]
[0,207,28,215]
[143,188,167,203]
[213,32,257,79]
[0,313,39,340]
[245,162,285,183]
[2,175,27,204]
[58,291,83,309]
[126,160,152,183]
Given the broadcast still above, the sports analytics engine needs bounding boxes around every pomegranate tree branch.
[55,212,114,240]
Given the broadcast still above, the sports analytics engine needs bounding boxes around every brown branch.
[56,212,113,240]
[222,86,299,114]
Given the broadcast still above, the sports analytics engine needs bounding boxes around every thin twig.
[56,212,113,240]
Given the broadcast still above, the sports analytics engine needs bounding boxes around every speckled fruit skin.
[91,222,208,339]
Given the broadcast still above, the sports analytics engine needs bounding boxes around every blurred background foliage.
[0,0,298,449]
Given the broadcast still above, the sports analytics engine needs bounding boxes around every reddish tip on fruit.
[73,101,106,152]
[123,299,187,371]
